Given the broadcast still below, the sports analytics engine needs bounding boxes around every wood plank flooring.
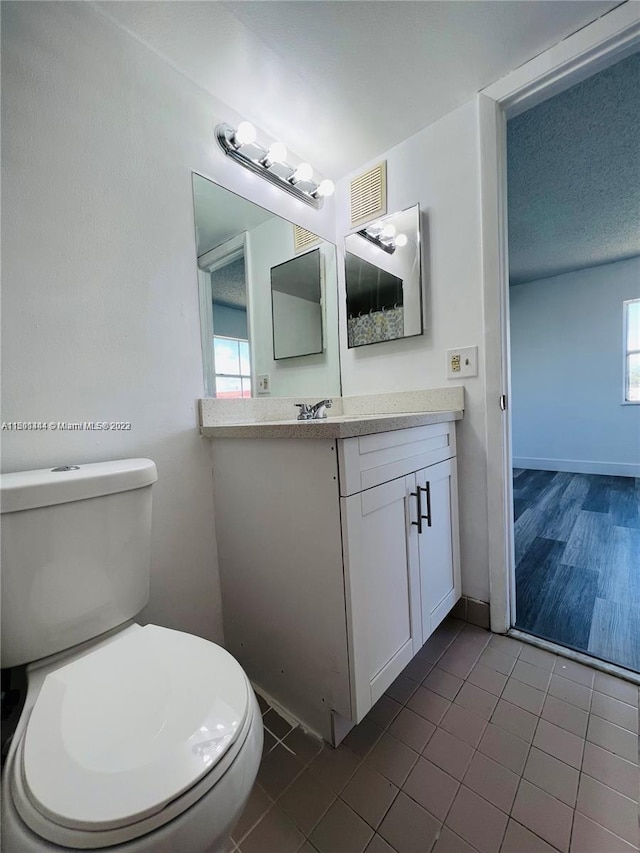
[513,468,640,672]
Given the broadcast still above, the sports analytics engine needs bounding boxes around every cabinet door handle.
[419,483,432,528]
[410,489,423,535]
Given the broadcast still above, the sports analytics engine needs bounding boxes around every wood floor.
[513,468,640,673]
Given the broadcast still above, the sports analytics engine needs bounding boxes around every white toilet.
[1,458,263,853]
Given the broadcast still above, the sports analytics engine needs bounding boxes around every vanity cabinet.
[211,420,460,743]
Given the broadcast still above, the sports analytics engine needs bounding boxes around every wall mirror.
[192,173,340,399]
[344,204,422,348]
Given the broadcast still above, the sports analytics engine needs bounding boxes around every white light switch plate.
[447,346,478,379]
[257,374,271,394]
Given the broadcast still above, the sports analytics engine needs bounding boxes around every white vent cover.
[350,162,387,228]
[293,225,322,254]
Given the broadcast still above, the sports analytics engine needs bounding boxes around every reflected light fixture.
[216,121,334,209]
[357,221,407,254]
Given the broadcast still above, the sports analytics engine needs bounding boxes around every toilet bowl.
[0,460,263,852]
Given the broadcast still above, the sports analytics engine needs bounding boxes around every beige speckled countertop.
[200,409,462,439]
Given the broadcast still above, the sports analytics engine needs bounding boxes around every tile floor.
[229,618,639,853]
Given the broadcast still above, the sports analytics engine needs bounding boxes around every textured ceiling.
[96,0,618,179]
[507,51,640,285]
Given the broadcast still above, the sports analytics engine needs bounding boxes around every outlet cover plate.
[257,374,271,394]
[447,346,478,379]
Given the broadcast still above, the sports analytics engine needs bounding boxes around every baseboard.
[513,457,640,477]
[451,596,490,630]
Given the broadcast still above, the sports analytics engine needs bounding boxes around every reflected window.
[624,299,640,403]
[214,336,251,398]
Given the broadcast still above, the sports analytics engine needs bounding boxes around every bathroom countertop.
[200,409,463,439]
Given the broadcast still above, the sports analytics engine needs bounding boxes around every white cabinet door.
[416,458,461,641]
[341,474,422,722]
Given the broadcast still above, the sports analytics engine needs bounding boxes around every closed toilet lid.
[22,625,249,831]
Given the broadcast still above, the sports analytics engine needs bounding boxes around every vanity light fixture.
[357,221,407,255]
[216,121,334,209]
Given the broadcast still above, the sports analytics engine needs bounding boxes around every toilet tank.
[0,459,158,668]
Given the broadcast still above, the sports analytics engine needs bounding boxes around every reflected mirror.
[344,204,422,347]
[192,173,340,398]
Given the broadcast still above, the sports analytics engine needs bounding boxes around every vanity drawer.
[337,422,456,496]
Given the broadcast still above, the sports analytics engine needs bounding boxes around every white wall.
[1,2,335,644]
[247,216,340,397]
[510,257,640,476]
[336,100,490,602]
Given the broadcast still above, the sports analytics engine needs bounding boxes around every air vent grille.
[293,225,322,254]
[350,161,387,228]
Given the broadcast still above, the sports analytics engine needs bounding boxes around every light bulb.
[316,179,335,198]
[234,121,256,146]
[395,233,408,247]
[369,221,383,234]
[266,141,287,165]
[381,223,397,238]
[292,162,313,183]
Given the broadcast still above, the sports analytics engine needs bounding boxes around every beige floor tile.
[553,658,594,688]
[369,695,403,729]
[402,655,434,683]
[418,634,454,665]
[342,718,385,759]
[438,645,484,680]
[454,682,499,720]
[308,744,361,793]
[586,714,638,764]
[541,694,589,737]
[532,719,584,769]
[364,834,396,853]
[378,791,441,853]
[389,707,436,753]
[278,769,336,835]
[501,820,558,853]
[463,751,519,813]
[432,826,478,853]
[422,727,474,780]
[478,722,530,775]
[576,774,638,846]
[440,702,488,747]
[257,743,305,799]
[548,673,592,711]
[590,691,638,733]
[502,677,546,716]
[491,699,538,743]
[512,779,573,852]
[423,666,464,700]
[231,784,273,843]
[467,662,509,696]
[511,659,552,691]
[518,645,556,672]
[478,648,516,677]
[407,685,451,724]
[365,732,419,787]
[581,741,639,800]
[523,747,579,807]
[310,799,374,853]
[402,756,459,820]
[487,634,522,659]
[341,762,398,830]
[593,672,638,706]
[570,812,638,853]
[239,804,305,853]
[386,673,420,705]
[446,786,508,853]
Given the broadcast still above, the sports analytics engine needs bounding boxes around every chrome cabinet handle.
[419,483,432,528]
[410,489,423,535]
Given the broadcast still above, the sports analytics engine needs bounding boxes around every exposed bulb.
[292,162,313,183]
[266,141,287,165]
[368,220,384,234]
[381,223,397,239]
[395,233,408,247]
[316,179,335,198]
[234,121,256,146]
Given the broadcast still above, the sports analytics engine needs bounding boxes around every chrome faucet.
[295,399,333,420]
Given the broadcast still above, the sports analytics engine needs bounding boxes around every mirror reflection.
[344,204,423,347]
[192,174,340,399]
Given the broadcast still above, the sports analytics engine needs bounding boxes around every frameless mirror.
[192,173,340,399]
[344,204,422,347]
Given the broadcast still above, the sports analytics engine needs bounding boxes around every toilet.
[0,458,263,853]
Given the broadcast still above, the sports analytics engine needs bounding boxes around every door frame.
[479,3,640,634]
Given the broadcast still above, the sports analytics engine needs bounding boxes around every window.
[214,336,251,398]
[624,299,640,403]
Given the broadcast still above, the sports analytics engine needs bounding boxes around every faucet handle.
[295,403,312,420]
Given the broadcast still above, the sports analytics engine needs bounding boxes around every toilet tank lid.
[0,458,158,514]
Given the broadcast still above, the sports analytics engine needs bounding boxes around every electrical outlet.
[447,346,478,379]
[257,374,270,394]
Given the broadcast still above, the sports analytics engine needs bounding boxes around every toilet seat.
[11,625,256,849]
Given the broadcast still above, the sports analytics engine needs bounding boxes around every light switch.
[257,374,271,394]
[447,346,478,379]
